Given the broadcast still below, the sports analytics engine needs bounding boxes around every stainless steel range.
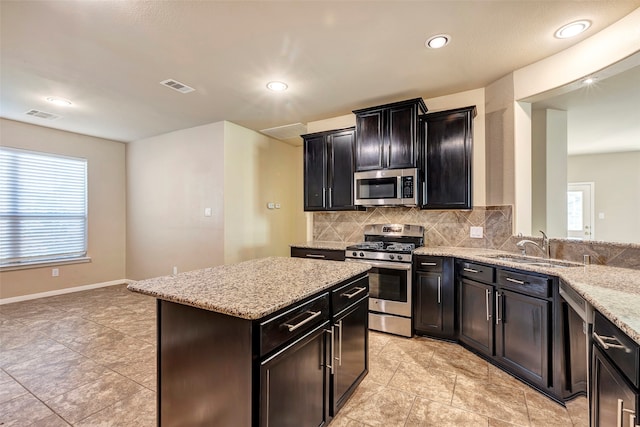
[345,224,424,337]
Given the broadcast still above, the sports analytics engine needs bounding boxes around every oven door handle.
[346,259,412,271]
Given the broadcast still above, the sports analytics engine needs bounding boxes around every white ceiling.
[1,1,639,144]
[532,60,640,155]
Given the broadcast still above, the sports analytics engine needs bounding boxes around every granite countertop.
[127,257,370,320]
[414,246,640,345]
[291,241,352,251]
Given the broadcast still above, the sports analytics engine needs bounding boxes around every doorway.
[567,182,595,240]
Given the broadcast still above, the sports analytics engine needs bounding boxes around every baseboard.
[0,279,130,305]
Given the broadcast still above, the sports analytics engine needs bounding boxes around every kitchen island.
[128,256,371,427]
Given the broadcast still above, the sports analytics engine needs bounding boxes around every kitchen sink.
[481,254,583,268]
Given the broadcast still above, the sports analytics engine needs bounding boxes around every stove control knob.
[397,255,403,261]
[352,251,357,257]
[359,252,364,257]
[389,254,395,260]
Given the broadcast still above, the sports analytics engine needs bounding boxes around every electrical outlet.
[204,207,212,217]
[172,266,178,275]
[275,203,281,209]
[470,226,484,238]
[52,268,59,277]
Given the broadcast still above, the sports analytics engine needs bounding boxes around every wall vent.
[24,109,61,120]
[260,123,308,141]
[160,79,195,93]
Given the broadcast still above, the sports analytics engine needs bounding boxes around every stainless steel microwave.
[354,168,419,207]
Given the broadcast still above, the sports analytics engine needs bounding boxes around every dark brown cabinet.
[303,127,357,211]
[420,106,475,209]
[260,321,330,427]
[457,261,562,400]
[591,310,640,427]
[414,256,455,340]
[353,98,427,171]
[495,289,550,387]
[291,247,346,261]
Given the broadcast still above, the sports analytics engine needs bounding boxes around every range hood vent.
[25,109,61,120]
[160,79,195,94]
[260,123,307,142]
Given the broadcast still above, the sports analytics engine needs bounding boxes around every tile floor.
[0,284,588,426]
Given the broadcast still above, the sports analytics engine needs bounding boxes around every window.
[0,147,88,267]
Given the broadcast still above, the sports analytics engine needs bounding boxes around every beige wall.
[223,122,306,264]
[126,122,225,280]
[568,151,640,244]
[0,119,126,299]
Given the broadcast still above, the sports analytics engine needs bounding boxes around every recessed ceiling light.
[425,34,450,49]
[582,77,596,85]
[266,81,288,91]
[45,97,73,106]
[555,20,591,39]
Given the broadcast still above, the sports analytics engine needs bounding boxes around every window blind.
[0,147,87,266]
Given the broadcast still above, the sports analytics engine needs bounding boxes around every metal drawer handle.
[325,327,335,374]
[463,267,480,273]
[618,399,637,427]
[283,310,322,332]
[485,289,491,321]
[341,286,367,299]
[594,332,631,353]
[506,277,526,285]
[421,262,437,266]
[306,254,326,259]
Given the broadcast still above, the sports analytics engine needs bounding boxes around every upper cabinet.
[303,127,359,211]
[420,106,476,210]
[353,98,427,171]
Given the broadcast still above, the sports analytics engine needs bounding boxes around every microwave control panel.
[401,176,414,198]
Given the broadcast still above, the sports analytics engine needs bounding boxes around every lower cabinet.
[591,310,640,427]
[414,256,455,340]
[494,289,550,387]
[458,277,494,357]
[260,322,330,427]
[331,297,368,414]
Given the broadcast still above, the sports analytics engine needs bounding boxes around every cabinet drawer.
[457,260,494,284]
[291,247,345,261]
[593,311,640,388]
[332,275,369,315]
[415,256,443,272]
[260,292,330,357]
[497,269,550,298]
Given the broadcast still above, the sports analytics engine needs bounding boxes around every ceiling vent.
[260,123,308,141]
[160,79,195,94]
[25,109,61,120]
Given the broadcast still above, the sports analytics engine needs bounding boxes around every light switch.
[598,212,605,219]
[267,202,275,209]
[470,226,483,238]
[204,207,212,217]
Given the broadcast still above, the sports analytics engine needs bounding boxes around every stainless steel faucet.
[516,230,550,258]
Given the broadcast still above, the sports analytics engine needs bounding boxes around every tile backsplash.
[313,205,640,270]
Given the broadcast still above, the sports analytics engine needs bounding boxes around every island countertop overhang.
[127,256,371,320]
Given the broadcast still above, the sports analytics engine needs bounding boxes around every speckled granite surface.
[290,241,352,251]
[414,246,640,345]
[127,257,370,320]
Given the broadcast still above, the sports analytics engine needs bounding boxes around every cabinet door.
[328,130,357,210]
[422,107,473,209]
[387,103,418,169]
[562,300,588,399]
[304,135,328,210]
[592,345,639,427]
[332,298,368,414]
[260,322,329,427]
[495,289,550,388]
[355,109,384,171]
[459,278,494,357]
[415,271,443,333]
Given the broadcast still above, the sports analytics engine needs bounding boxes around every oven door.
[346,259,411,317]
